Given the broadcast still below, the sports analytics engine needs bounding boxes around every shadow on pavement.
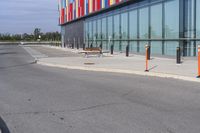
[0,116,10,133]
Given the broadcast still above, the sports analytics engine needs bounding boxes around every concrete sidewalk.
[30,45,200,83]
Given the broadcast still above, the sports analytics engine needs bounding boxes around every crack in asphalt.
[71,102,124,112]
[1,110,66,116]
[1,103,124,117]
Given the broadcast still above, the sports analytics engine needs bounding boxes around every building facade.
[59,0,200,56]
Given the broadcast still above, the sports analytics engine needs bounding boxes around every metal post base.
[145,70,149,72]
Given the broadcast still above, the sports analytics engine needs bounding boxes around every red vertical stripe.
[78,7,80,17]
[80,0,84,17]
[93,0,95,12]
[116,0,119,3]
[97,0,101,10]
[88,0,90,13]
[70,4,73,21]
[61,8,65,24]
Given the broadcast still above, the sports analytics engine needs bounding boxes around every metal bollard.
[145,45,149,72]
[111,44,114,55]
[100,43,102,49]
[176,47,181,64]
[90,43,93,48]
[197,45,200,78]
[77,43,79,49]
[147,45,151,60]
[83,43,85,50]
[126,44,129,57]
[77,39,79,49]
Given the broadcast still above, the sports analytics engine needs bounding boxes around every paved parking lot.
[25,45,80,58]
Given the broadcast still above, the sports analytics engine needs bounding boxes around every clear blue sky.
[0,0,60,34]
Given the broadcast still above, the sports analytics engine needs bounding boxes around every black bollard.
[90,43,93,48]
[176,47,181,64]
[147,45,151,60]
[83,43,85,50]
[126,45,129,57]
[77,40,79,49]
[111,44,114,55]
[100,43,102,49]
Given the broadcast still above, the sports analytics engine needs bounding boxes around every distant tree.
[0,28,61,41]
[34,28,41,40]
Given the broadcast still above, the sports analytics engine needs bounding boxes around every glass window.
[164,0,179,56]
[130,41,137,52]
[92,20,97,47]
[150,4,162,39]
[129,10,138,53]
[84,22,88,43]
[93,20,97,42]
[196,0,200,38]
[102,17,107,40]
[97,19,101,40]
[196,0,200,55]
[151,41,162,55]
[89,21,93,40]
[139,7,149,53]
[165,0,179,39]
[114,14,120,40]
[121,12,128,39]
[107,16,113,50]
[114,14,120,51]
[150,4,162,54]
[164,41,179,56]
[139,7,149,39]
[102,17,107,49]
[121,12,128,52]
[129,10,138,39]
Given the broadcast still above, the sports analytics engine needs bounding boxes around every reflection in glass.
[102,17,107,40]
[197,0,200,38]
[150,4,162,39]
[114,14,120,51]
[139,7,149,39]
[165,0,179,38]
[129,10,138,39]
[121,12,128,52]
[102,17,107,49]
[151,41,162,55]
[97,19,101,40]
[164,41,179,56]
[130,41,137,52]
[108,16,113,50]
[139,7,148,53]
[93,20,97,46]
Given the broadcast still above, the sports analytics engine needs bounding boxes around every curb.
[37,61,200,83]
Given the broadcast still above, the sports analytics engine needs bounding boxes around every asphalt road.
[0,44,200,133]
